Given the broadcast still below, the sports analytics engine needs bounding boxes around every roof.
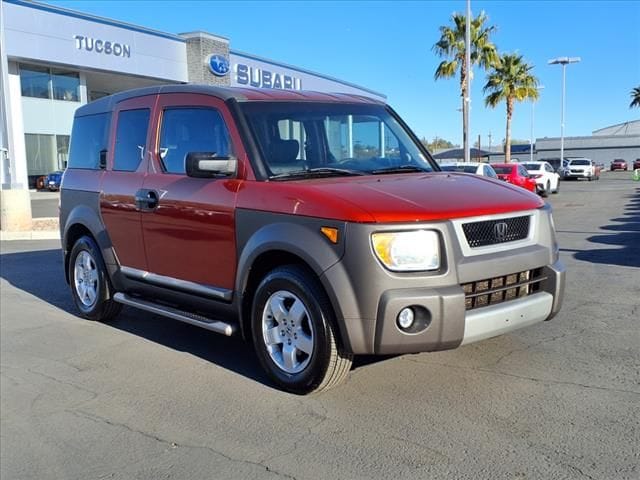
[592,120,640,136]
[5,0,185,42]
[76,84,385,116]
[432,148,492,160]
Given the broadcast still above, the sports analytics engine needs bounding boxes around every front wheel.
[251,265,353,394]
[68,235,122,322]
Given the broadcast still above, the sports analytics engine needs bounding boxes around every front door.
[100,95,156,271]
[140,93,247,298]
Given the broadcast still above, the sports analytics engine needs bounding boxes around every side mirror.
[185,152,237,178]
[99,149,107,169]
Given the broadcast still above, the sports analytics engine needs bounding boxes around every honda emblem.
[493,222,508,241]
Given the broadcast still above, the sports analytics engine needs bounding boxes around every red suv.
[492,163,538,193]
[60,85,565,393]
[611,159,628,171]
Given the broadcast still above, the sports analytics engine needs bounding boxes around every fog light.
[397,308,415,329]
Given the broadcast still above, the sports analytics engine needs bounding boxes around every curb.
[0,230,61,241]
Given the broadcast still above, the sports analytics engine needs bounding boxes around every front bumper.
[371,259,565,354]
[320,207,565,355]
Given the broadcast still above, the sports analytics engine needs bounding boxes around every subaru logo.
[493,222,508,241]
[208,55,229,77]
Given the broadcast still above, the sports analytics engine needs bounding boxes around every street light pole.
[548,57,580,163]
[530,85,544,163]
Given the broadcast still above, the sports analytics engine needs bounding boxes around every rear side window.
[493,166,513,175]
[113,109,150,171]
[67,113,110,169]
[159,108,232,174]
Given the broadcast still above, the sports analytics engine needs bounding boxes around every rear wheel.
[541,181,550,197]
[251,265,353,394]
[69,235,122,322]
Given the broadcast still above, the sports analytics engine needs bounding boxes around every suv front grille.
[462,268,545,310]
[462,215,530,248]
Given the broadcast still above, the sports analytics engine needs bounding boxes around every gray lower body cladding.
[321,207,565,355]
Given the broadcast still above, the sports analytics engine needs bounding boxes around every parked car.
[60,85,565,394]
[538,157,565,173]
[562,158,600,181]
[45,170,64,191]
[439,162,498,178]
[519,161,560,196]
[491,163,538,193]
[611,159,628,171]
[633,159,640,170]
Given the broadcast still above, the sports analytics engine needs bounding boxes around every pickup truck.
[60,85,565,393]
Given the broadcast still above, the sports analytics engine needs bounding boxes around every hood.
[309,172,544,222]
[239,172,544,223]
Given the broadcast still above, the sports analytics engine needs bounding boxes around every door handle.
[135,189,159,211]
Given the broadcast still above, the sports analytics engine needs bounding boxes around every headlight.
[371,230,440,272]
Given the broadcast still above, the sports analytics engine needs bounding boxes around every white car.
[520,161,560,196]
[439,162,498,178]
[561,158,600,181]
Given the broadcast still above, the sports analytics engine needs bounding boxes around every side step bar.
[113,293,236,336]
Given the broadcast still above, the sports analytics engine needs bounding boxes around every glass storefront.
[25,133,70,187]
[20,64,80,102]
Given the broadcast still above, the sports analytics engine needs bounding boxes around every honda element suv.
[61,85,565,394]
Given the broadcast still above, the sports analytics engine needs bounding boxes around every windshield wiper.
[269,167,366,180]
[370,165,428,175]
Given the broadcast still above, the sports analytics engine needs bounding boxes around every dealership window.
[57,135,70,169]
[159,108,232,174]
[52,70,80,101]
[19,64,80,102]
[114,109,150,171]
[25,134,57,176]
[20,65,50,99]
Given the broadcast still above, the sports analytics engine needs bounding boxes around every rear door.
[140,93,246,297]
[100,95,155,270]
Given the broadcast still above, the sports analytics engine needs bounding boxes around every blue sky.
[48,0,640,147]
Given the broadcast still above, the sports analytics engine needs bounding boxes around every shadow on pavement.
[561,187,640,267]
[0,248,272,388]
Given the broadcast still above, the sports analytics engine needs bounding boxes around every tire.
[553,179,560,194]
[68,235,122,322]
[541,181,550,197]
[251,265,353,394]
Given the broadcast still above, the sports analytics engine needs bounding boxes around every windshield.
[570,159,590,166]
[240,102,436,179]
[493,166,513,175]
[522,163,541,171]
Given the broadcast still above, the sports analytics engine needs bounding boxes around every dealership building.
[0,0,384,231]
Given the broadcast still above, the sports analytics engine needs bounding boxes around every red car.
[492,163,537,193]
[633,159,640,170]
[611,159,628,171]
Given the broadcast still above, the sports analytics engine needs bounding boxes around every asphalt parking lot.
[2,172,639,480]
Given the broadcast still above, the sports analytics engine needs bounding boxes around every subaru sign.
[208,55,230,77]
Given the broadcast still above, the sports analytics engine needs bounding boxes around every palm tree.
[433,12,499,147]
[630,86,640,108]
[484,53,539,163]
